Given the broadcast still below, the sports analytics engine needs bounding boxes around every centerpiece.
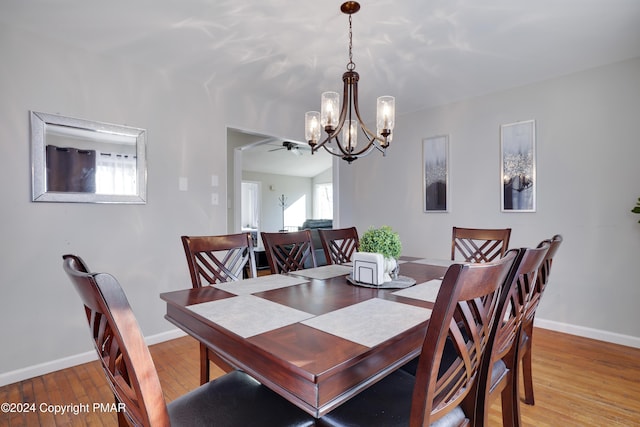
[357,225,402,283]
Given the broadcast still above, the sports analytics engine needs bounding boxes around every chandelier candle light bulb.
[321,92,339,129]
[343,120,358,152]
[305,111,320,145]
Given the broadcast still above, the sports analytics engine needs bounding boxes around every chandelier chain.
[347,14,355,71]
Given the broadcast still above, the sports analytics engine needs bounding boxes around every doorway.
[227,128,336,248]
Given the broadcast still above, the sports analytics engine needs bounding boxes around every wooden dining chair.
[317,252,517,427]
[62,254,316,427]
[181,233,257,383]
[181,233,257,287]
[473,243,549,427]
[318,227,359,265]
[261,230,317,274]
[451,227,512,263]
[519,234,563,405]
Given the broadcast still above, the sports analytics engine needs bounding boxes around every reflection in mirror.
[31,111,147,203]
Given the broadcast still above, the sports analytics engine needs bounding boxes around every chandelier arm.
[357,126,387,154]
[351,82,390,149]
[341,72,384,157]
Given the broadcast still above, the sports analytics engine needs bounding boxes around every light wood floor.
[1,328,639,426]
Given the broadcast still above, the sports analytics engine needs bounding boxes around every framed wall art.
[500,120,536,212]
[423,135,449,212]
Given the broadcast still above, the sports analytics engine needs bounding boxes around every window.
[241,181,260,230]
[314,183,333,219]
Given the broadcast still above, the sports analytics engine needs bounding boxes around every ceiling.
[2,0,640,175]
[239,136,333,178]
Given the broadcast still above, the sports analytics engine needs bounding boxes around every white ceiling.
[239,136,333,178]
[2,0,639,176]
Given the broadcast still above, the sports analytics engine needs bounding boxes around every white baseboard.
[0,329,186,387]
[535,318,640,349]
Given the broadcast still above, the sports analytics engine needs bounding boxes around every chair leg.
[502,343,522,427]
[199,343,210,385]
[521,324,535,405]
[521,348,535,405]
[500,381,515,427]
[500,372,523,427]
[115,396,128,426]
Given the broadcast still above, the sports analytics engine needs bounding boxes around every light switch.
[211,193,219,205]
[211,174,219,187]
[179,177,188,191]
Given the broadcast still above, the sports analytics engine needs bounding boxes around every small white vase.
[383,257,397,282]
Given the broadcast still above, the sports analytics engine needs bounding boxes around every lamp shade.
[321,92,340,129]
[376,96,395,132]
[342,120,357,152]
[305,111,321,144]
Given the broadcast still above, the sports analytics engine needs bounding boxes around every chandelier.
[305,1,395,163]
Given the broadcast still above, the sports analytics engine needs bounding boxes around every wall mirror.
[31,111,147,203]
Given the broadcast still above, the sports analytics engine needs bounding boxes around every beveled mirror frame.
[31,111,147,203]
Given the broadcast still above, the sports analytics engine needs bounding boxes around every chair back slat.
[318,227,359,265]
[452,227,512,262]
[526,234,563,320]
[492,245,549,360]
[182,233,257,288]
[261,230,317,274]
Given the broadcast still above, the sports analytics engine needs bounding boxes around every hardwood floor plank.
[30,377,55,427]
[0,329,638,426]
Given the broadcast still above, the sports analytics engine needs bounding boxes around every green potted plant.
[359,226,402,281]
[633,197,640,223]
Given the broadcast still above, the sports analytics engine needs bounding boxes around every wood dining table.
[160,256,451,418]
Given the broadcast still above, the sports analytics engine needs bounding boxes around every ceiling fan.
[268,141,305,156]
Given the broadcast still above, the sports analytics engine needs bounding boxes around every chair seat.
[168,370,315,427]
[491,359,508,388]
[317,369,467,427]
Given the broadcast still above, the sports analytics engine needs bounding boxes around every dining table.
[160,256,453,418]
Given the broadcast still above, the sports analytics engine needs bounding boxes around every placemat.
[289,264,352,280]
[392,279,442,302]
[187,295,314,338]
[301,298,431,347]
[214,274,308,296]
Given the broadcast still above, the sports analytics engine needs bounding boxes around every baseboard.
[0,329,186,387]
[535,318,640,349]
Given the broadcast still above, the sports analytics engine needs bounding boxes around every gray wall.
[1,22,639,385]
[0,25,303,384]
[338,57,640,343]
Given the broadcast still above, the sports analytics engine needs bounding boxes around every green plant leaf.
[358,225,402,259]
[632,197,640,222]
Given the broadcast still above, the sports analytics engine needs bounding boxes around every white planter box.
[352,252,384,285]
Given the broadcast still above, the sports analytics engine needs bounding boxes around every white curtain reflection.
[96,153,137,195]
[241,181,260,229]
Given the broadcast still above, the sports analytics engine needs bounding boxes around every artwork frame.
[423,135,449,212]
[500,120,536,212]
